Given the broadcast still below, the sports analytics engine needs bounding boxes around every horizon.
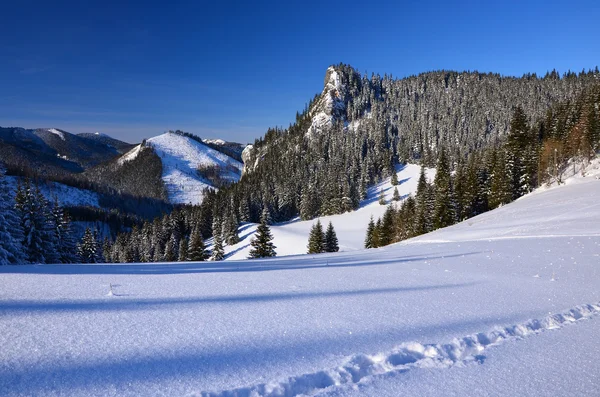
[1,0,599,144]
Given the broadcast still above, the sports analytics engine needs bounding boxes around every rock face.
[307,66,348,135]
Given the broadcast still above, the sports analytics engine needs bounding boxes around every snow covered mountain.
[77,132,136,154]
[118,131,244,205]
[1,157,599,396]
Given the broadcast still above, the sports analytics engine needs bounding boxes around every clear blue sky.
[1,0,598,144]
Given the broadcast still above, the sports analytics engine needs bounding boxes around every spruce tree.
[0,167,24,265]
[391,171,399,186]
[15,180,47,264]
[379,205,395,246]
[187,227,207,261]
[307,219,325,254]
[364,216,375,249]
[415,165,432,235]
[78,228,99,263]
[248,210,276,259]
[324,221,339,252]
[392,186,400,201]
[433,148,456,229]
[378,189,386,205]
[178,237,188,261]
[163,234,178,262]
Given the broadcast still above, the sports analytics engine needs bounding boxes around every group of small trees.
[307,220,339,254]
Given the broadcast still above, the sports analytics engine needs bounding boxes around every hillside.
[220,163,435,259]
[1,159,599,396]
[136,132,243,205]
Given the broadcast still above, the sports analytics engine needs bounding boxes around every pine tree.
[187,227,207,261]
[78,228,99,263]
[307,219,325,254]
[178,237,188,261]
[50,200,77,263]
[433,148,456,229]
[392,186,400,201]
[0,166,24,265]
[489,149,512,209]
[248,210,276,259]
[364,216,375,249]
[163,234,178,262]
[15,180,48,264]
[378,189,386,205]
[391,170,399,186]
[224,212,240,245]
[415,165,432,235]
[324,221,339,252]
[378,205,395,246]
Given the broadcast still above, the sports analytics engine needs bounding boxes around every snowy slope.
[141,132,243,205]
[1,163,600,396]
[223,163,435,260]
[4,176,100,208]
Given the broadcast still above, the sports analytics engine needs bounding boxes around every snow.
[1,161,600,396]
[48,128,65,141]
[145,132,243,205]
[118,144,142,165]
[203,138,226,145]
[223,164,435,260]
[4,176,100,208]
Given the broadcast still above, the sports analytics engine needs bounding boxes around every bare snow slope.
[1,163,599,396]
[144,132,243,205]
[223,163,435,260]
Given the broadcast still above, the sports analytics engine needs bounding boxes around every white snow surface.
[2,160,600,396]
[48,128,66,141]
[223,164,434,260]
[144,132,243,205]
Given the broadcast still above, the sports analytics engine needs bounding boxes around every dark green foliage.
[324,221,339,252]
[433,148,456,229]
[364,216,375,249]
[392,186,400,201]
[187,227,207,261]
[307,219,325,254]
[378,189,386,205]
[248,212,276,259]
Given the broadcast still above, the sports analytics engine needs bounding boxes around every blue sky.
[1,0,598,144]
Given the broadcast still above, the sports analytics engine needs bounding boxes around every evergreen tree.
[307,219,325,254]
[489,149,512,209]
[391,170,399,186]
[0,166,24,265]
[15,180,48,264]
[392,186,400,201]
[378,189,386,205]
[378,205,395,246]
[414,165,432,235]
[178,237,188,261]
[50,200,77,263]
[433,148,456,229]
[187,227,207,261]
[163,233,178,262]
[78,228,99,263]
[364,216,375,249]
[248,210,276,259]
[324,221,339,252]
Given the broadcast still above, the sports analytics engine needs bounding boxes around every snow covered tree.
[248,210,276,259]
[224,212,240,245]
[187,227,207,261]
[15,180,49,264]
[78,228,100,263]
[391,171,399,186]
[178,237,188,261]
[0,166,24,265]
[163,233,178,262]
[378,189,386,205]
[392,186,400,201]
[324,221,339,252]
[50,199,77,263]
[307,219,325,254]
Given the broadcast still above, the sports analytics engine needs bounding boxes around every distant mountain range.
[0,126,247,212]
